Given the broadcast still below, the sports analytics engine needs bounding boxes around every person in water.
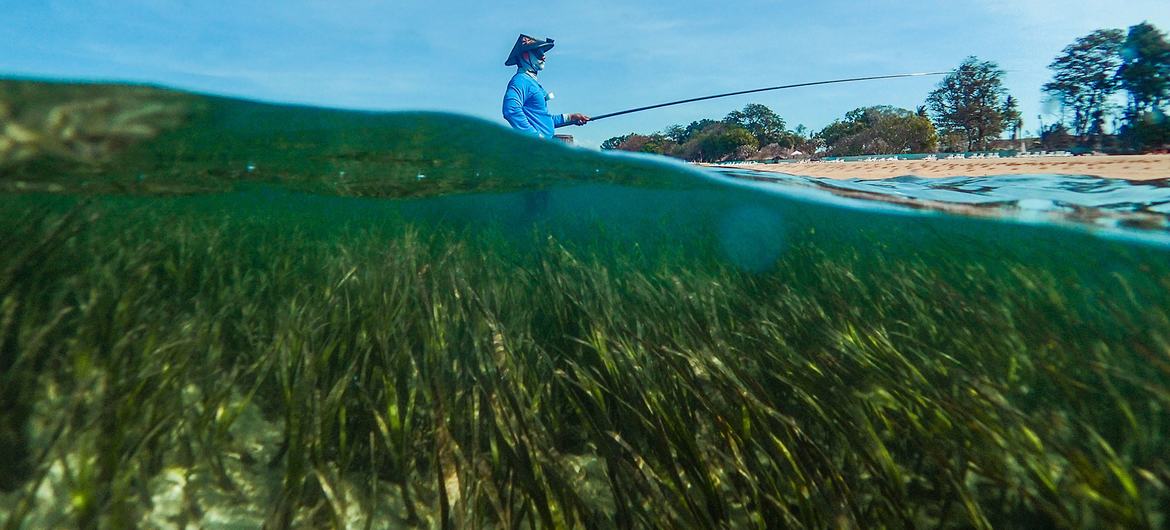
[502,34,589,138]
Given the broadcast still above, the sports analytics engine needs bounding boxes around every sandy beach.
[714,154,1170,181]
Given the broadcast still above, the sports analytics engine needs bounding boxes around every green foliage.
[1040,123,1077,150]
[611,133,651,151]
[817,106,938,156]
[663,124,688,143]
[612,133,675,155]
[926,57,1016,151]
[608,106,806,162]
[723,103,787,147]
[1044,29,1126,139]
[1120,110,1170,150]
[681,123,758,162]
[1003,95,1022,139]
[644,119,721,149]
[638,134,676,155]
[1118,22,1170,114]
[600,134,630,150]
[1041,23,1170,151]
[685,119,719,137]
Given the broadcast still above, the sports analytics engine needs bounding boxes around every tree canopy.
[1118,22,1170,114]
[1043,29,1125,138]
[723,104,787,147]
[1037,22,1170,150]
[602,105,790,162]
[926,57,1016,151]
[600,134,631,150]
[816,106,937,156]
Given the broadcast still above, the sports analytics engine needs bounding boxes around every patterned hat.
[505,34,555,66]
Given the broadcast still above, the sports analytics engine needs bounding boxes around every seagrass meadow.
[1,80,1169,528]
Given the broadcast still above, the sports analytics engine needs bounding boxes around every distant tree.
[1043,29,1125,140]
[778,130,806,149]
[1116,22,1170,150]
[787,124,817,153]
[663,124,688,143]
[756,143,787,160]
[817,115,865,154]
[1118,22,1170,114]
[1123,112,1170,149]
[1114,23,1170,150]
[612,134,650,152]
[926,57,1016,151]
[601,134,631,150]
[816,106,937,156]
[731,144,759,161]
[781,125,819,154]
[795,136,821,156]
[637,134,677,155]
[723,103,787,146]
[679,123,758,162]
[1002,95,1022,140]
[937,132,967,152]
[609,133,678,155]
[708,127,759,161]
[601,119,758,161]
[684,119,720,142]
[1040,123,1076,150]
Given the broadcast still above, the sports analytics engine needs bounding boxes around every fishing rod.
[587,71,950,122]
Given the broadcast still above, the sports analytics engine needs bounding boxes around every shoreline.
[706,154,1170,181]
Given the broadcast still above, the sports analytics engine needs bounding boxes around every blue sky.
[3,0,1168,148]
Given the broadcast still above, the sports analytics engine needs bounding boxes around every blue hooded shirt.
[502,71,569,138]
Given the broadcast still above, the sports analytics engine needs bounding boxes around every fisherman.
[502,34,589,138]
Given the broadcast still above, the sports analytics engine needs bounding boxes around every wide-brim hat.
[505,34,555,66]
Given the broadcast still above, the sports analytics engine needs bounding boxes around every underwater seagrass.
[0,82,190,168]
[1,80,1169,529]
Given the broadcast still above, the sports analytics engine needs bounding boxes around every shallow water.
[2,79,1169,528]
[713,168,1170,245]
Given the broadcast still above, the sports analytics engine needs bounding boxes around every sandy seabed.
[714,154,1170,181]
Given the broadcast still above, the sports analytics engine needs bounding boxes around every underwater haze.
[1,80,1169,528]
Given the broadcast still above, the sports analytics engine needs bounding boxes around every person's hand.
[568,113,590,126]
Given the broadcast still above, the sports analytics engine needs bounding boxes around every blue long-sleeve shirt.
[502,71,569,138]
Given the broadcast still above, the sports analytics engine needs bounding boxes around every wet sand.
[711,154,1170,181]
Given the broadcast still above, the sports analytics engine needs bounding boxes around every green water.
[2,80,1169,528]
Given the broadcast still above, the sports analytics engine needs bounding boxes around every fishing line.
[587,72,950,122]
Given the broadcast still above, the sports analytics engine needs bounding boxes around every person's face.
[524,50,546,71]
